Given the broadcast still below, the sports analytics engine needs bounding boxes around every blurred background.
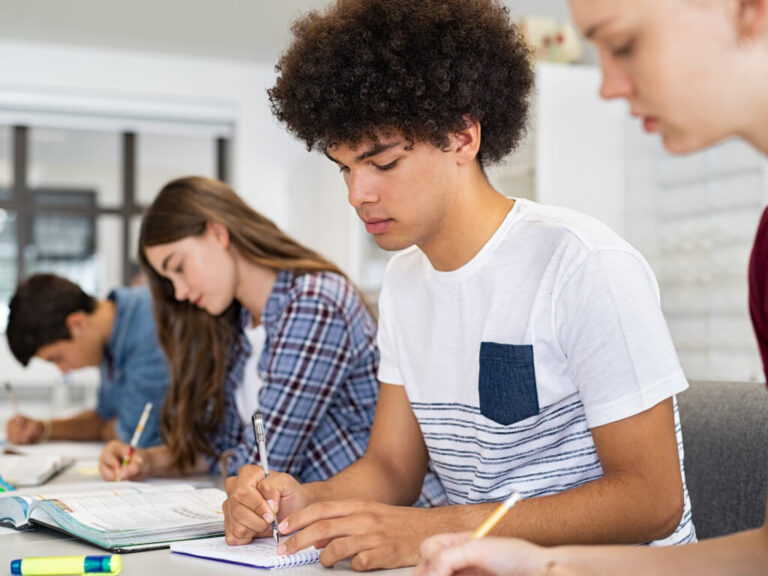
[0,0,765,426]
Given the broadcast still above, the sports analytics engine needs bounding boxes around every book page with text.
[34,487,226,533]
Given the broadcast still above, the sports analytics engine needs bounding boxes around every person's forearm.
[550,525,768,576]
[49,410,108,441]
[411,472,682,547]
[487,472,682,545]
[99,418,117,442]
[304,451,428,506]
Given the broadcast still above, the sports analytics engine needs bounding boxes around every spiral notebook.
[170,536,320,569]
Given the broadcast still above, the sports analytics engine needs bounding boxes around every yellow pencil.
[472,492,522,538]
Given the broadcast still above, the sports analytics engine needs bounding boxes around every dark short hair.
[268,0,534,165]
[6,274,97,366]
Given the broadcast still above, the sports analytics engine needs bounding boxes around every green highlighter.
[10,555,122,575]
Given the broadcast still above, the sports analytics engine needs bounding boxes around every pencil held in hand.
[4,382,19,414]
[472,492,522,539]
[121,402,153,468]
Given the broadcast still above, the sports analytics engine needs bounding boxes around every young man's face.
[325,134,460,253]
[35,315,105,372]
[35,339,103,374]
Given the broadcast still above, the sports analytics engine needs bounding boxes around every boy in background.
[5,273,169,447]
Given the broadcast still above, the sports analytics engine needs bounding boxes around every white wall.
[536,64,626,236]
[0,39,307,225]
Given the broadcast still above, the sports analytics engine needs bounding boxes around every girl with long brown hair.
[97,175,391,488]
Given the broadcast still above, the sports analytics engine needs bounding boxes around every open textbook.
[171,536,321,569]
[0,481,226,552]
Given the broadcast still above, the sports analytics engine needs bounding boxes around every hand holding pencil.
[416,492,558,576]
[98,402,153,482]
[4,382,48,445]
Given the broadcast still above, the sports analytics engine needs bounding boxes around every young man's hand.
[275,500,443,570]
[6,415,43,444]
[223,464,314,545]
[98,440,150,481]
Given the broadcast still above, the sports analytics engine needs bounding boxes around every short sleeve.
[554,249,688,428]
[376,278,403,386]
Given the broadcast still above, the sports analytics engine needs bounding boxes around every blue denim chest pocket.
[478,342,539,426]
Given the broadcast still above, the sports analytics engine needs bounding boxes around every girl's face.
[569,0,753,154]
[144,222,239,316]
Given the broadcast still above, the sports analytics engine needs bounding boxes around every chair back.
[677,380,768,539]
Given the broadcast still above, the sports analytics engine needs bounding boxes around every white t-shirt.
[234,324,266,427]
[377,199,695,546]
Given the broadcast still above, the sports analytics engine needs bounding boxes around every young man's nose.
[346,172,376,208]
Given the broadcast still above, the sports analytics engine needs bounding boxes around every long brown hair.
[139,176,350,472]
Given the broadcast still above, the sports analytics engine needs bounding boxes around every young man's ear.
[732,0,768,42]
[207,221,231,248]
[453,116,482,166]
[65,311,88,339]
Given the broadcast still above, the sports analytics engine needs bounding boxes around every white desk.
[0,461,412,576]
[0,532,411,576]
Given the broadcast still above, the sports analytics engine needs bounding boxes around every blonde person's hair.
[139,176,352,471]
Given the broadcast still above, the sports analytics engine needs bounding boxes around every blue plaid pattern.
[206,270,447,507]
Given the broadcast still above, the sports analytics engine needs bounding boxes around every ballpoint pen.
[121,402,153,470]
[252,411,280,547]
[471,491,522,538]
[10,554,122,575]
[4,382,19,414]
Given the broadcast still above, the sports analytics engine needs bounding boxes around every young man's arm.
[225,386,683,570]
[7,410,114,443]
[51,409,116,441]
[223,384,433,540]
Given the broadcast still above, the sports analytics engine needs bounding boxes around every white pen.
[252,411,280,547]
[4,382,19,414]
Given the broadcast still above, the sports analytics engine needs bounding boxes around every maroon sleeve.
[748,206,768,382]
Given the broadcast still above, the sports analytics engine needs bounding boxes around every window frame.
[1,126,229,286]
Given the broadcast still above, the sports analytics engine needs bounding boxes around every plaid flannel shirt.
[206,270,447,506]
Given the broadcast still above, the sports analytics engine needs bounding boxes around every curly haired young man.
[222,0,696,569]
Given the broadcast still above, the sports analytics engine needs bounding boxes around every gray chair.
[677,380,768,539]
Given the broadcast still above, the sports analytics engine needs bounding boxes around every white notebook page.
[171,536,321,569]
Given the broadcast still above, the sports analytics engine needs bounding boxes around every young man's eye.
[337,165,350,174]
[374,160,398,171]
